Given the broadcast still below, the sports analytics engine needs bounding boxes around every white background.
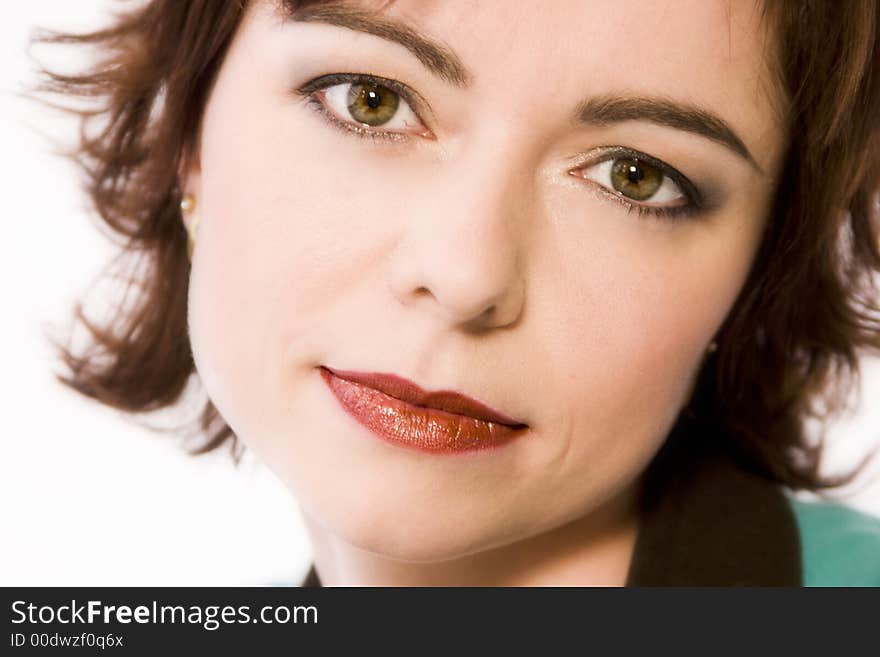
[2,1,879,586]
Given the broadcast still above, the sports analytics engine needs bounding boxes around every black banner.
[2,587,877,652]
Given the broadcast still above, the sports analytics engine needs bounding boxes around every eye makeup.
[294,71,719,222]
[294,72,431,142]
[567,147,709,222]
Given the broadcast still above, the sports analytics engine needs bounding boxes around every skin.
[182,0,787,585]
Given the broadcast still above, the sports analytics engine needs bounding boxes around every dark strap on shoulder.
[302,564,322,587]
[625,416,802,586]
[301,417,802,587]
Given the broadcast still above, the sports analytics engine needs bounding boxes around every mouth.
[318,366,529,454]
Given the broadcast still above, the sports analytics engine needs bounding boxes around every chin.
[314,491,530,564]
[346,522,509,564]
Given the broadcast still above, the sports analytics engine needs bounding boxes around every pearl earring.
[180,194,198,261]
[707,340,718,354]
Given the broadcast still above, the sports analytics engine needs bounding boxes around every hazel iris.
[610,158,663,201]
[346,82,399,126]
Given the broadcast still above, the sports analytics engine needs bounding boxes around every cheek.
[185,84,410,445]
[541,218,759,463]
[185,94,335,436]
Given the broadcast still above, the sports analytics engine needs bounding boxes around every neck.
[302,480,642,587]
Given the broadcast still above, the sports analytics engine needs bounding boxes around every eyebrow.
[280,1,761,172]
[575,96,762,171]
[280,0,471,87]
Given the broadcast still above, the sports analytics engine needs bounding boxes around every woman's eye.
[574,157,688,208]
[302,75,430,140]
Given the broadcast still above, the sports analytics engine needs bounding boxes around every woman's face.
[186,0,786,561]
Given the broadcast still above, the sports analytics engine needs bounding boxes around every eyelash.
[296,73,703,221]
[570,148,704,222]
[297,72,425,143]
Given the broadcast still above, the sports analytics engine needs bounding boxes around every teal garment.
[788,496,880,586]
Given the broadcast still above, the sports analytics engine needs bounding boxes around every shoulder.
[786,495,880,586]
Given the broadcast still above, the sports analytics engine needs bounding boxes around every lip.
[318,366,529,454]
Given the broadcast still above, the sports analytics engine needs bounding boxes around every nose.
[386,145,529,331]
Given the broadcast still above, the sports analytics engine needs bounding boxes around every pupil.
[365,89,381,109]
[626,163,644,184]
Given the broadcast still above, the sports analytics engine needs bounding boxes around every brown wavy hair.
[31,0,880,490]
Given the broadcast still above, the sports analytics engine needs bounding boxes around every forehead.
[402,2,773,100]
[424,2,759,63]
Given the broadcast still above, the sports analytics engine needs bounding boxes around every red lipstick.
[318,366,528,454]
